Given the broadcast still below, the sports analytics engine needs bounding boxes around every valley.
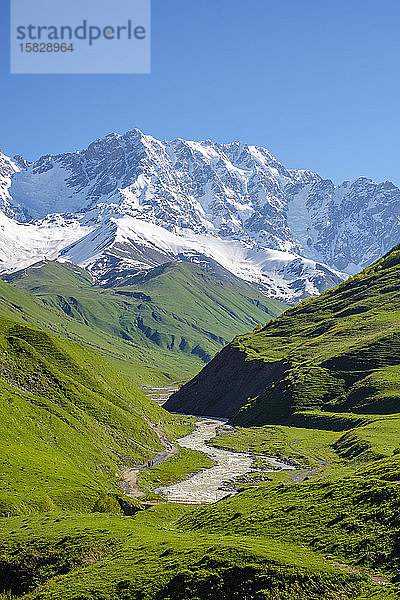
[2,0,400,591]
[1,134,400,599]
[153,417,294,503]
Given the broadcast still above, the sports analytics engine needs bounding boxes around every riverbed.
[155,418,294,503]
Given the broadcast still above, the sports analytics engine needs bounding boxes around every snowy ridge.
[0,129,399,302]
[60,215,343,302]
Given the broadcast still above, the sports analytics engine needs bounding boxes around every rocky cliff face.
[286,177,400,273]
[0,153,21,217]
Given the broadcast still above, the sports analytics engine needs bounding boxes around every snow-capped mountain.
[0,210,90,273]
[58,214,342,300]
[0,129,399,302]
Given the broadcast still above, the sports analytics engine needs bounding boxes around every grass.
[137,446,216,493]
[0,311,191,516]
[169,241,400,425]
[178,477,400,581]
[4,259,286,385]
[3,247,400,598]
[209,423,340,467]
[0,508,392,600]
[208,410,400,486]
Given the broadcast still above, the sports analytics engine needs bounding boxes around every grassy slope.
[0,508,392,600]
[178,478,400,583]
[4,260,286,385]
[0,307,196,516]
[167,242,400,423]
[3,251,400,598]
[234,244,400,423]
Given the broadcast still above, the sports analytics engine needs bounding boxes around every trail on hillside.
[329,561,391,587]
[121,416,178,498]
[286,442,331,482]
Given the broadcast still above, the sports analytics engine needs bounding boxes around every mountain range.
[2,129,400,303]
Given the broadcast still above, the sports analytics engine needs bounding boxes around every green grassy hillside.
[0,309,192,516]
[4,260,286,385]
[3,250,400,599]
[166,243,400,423]
[178,476,400,584]
[0,507,394,600]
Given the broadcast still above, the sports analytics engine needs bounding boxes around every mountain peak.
[0,130,399,303]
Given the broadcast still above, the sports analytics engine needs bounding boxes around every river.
[154,418,294,504]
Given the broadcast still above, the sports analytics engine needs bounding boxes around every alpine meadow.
[0,127,399,599]
[2,2,400,596]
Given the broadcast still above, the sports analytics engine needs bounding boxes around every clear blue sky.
[1,0,400,185]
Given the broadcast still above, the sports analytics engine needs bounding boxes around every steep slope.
[5,131,318,230]
[7,128,400,301]
[0,152,21,216]
[0,152,88,270]
[166,243,400,423]
[3,259,286,382]
[0,306,191,516]
[5,131,400,280]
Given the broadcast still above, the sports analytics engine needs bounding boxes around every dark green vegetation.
[4,259,285,385]
[166,243,400,423]
[0,507,394,600]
